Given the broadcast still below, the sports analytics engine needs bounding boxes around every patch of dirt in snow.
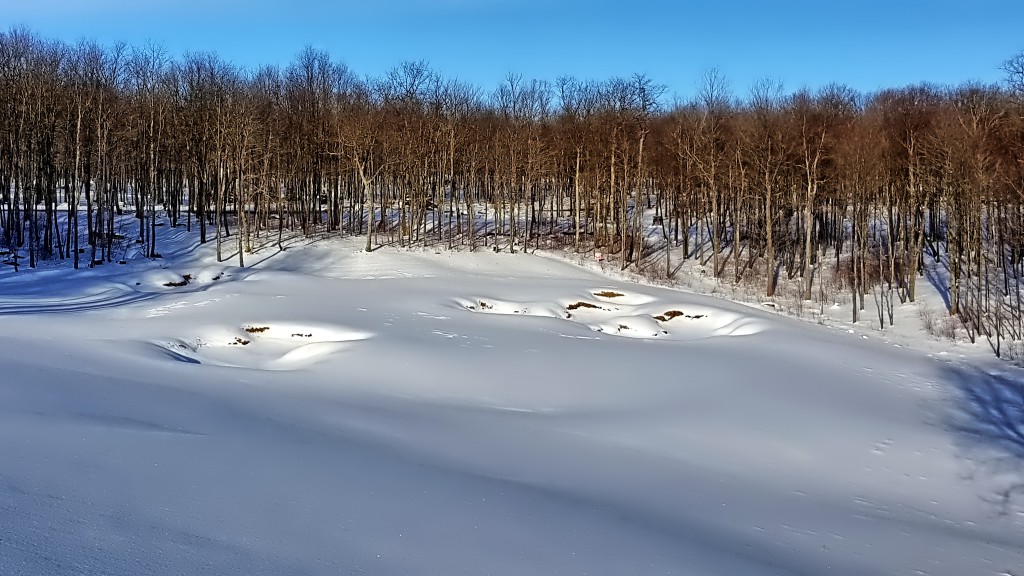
[120,266,232,292]
[157,322,373,370]
[590,288,656,305]
[456,288,769,340]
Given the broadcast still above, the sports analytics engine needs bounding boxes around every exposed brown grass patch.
[593,290,625,298]
[163,274,192,287]
[244,326,270,334]
[653,310,705,322]
[229,337,250,346]
[567,301,601,311]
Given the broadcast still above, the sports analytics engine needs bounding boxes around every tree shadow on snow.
[0,287,162,316]
[923,261,951,311]
[943,364,1024,515]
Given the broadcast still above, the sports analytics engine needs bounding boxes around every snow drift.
[0,236,1022,575]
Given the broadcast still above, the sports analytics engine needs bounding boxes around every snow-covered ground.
[2,229,1023,575]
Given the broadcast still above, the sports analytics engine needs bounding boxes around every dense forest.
[2,28,1023,355]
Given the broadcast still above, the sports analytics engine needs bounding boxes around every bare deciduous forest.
[2,28,1024,356]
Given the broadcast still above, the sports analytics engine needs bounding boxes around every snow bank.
[457,289,768,340]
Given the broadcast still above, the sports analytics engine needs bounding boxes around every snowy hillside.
[1,232,1023,576]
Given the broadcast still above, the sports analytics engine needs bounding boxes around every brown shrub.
[163,274,192,288]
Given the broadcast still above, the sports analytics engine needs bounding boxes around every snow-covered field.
[2,230,1023,575]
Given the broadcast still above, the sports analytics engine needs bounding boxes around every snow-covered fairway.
[1,237,1023,575]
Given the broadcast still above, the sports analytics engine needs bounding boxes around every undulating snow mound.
[457,287,768,339]
[159,322,373,370]
[120,264,243,293]
[1,235,1022,576]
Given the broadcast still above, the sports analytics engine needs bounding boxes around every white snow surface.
[1,233,1023,575]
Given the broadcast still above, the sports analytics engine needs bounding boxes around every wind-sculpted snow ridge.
[158,322,373,370]
[0,283,157,315]
[456,287,769,340]
[0,260,242,315]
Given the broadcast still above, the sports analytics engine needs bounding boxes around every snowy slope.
[1,235,1023,575]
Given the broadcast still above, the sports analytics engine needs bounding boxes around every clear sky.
[4,0,1022,101]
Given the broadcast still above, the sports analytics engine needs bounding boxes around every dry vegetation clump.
[229,337,251,346]
[653,310,705,321]
[593,291,625,298]
[567,301,601,311]
[244,326,270,333]
[163,274,192,287]
[918,305,958,341]
[654,310,684,321]
[833,254,888,292]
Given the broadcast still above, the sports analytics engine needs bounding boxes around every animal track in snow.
[146,301,190,317]
[872,438,895,455]
[415,312,450,320]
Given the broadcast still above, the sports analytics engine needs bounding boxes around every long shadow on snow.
[923,257,952,310]
[943,364,1024,514]
[0,277,227,316]
[0,287,162,315]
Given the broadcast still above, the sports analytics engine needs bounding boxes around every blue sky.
[4,0,1022,101]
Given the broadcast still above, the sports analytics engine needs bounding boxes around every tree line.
[2,28,1024,355]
